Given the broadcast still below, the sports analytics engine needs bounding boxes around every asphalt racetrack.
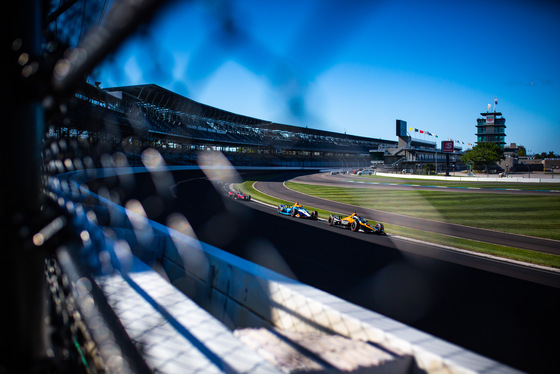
[256,172,560,256]
[100,169,560,373]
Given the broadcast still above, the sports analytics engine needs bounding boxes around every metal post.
[1,0,49,370]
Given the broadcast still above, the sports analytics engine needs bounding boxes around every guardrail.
[47,166,521,373]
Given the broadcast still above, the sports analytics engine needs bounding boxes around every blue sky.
[95,0,560,154]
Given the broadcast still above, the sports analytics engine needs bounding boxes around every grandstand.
[48,83,396,168]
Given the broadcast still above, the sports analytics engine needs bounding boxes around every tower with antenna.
[476,98,506,148]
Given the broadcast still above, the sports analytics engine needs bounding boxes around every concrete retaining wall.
[58,167,521,373]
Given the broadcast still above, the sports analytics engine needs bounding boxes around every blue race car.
[277,202,318,220]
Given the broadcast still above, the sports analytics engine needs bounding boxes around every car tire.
[312,211,318,220]
[375,223,385,234]
[291,208,296,217]
[247,195,251,201]
[351,220,359,232]
[328,216,333,226]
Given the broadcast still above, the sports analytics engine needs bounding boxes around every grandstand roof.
[105,84,268,126]
[105,84,396,146]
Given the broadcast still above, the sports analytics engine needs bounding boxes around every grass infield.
[353,175,560,191]
[236,179,560,269]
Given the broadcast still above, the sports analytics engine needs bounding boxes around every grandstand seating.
[49,84,395,168]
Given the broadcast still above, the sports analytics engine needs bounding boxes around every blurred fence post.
[0,0,49,370]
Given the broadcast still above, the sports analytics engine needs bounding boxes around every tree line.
[461,143,558,171]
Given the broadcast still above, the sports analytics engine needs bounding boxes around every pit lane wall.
[56,166,520,373]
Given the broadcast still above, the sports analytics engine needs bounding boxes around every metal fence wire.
[2,1,525,373]
[2,0,184,371]
[3,0,365,371]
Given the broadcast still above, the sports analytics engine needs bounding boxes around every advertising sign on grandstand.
[486,115,495,125]
[441,140,454,153]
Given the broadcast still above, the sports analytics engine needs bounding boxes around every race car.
[228,189,251,200]
[328,212,385,235]
[277,201,318,220]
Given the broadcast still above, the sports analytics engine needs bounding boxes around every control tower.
[476,108,506,148]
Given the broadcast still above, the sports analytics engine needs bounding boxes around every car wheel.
[312,211,318,220]
[247,195,251,201]
[291,208,296,217]
[375,223,385,234]
[328,216,333,226]
[351,220,359,232]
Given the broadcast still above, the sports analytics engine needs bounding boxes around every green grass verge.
[353,175,560,190]
[236,180,560,269]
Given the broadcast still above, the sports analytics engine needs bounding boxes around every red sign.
[442,141,454,153]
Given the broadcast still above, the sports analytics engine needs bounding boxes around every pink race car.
[228,190,251,201]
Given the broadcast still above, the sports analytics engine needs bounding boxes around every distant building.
[499,143,520,172]
[498,143,560,173]
[371,120,463,173]
[476,111,506,148]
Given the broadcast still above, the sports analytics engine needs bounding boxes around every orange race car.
[328,212,385,235]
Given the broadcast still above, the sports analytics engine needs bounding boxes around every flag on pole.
[494,98,498,105]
